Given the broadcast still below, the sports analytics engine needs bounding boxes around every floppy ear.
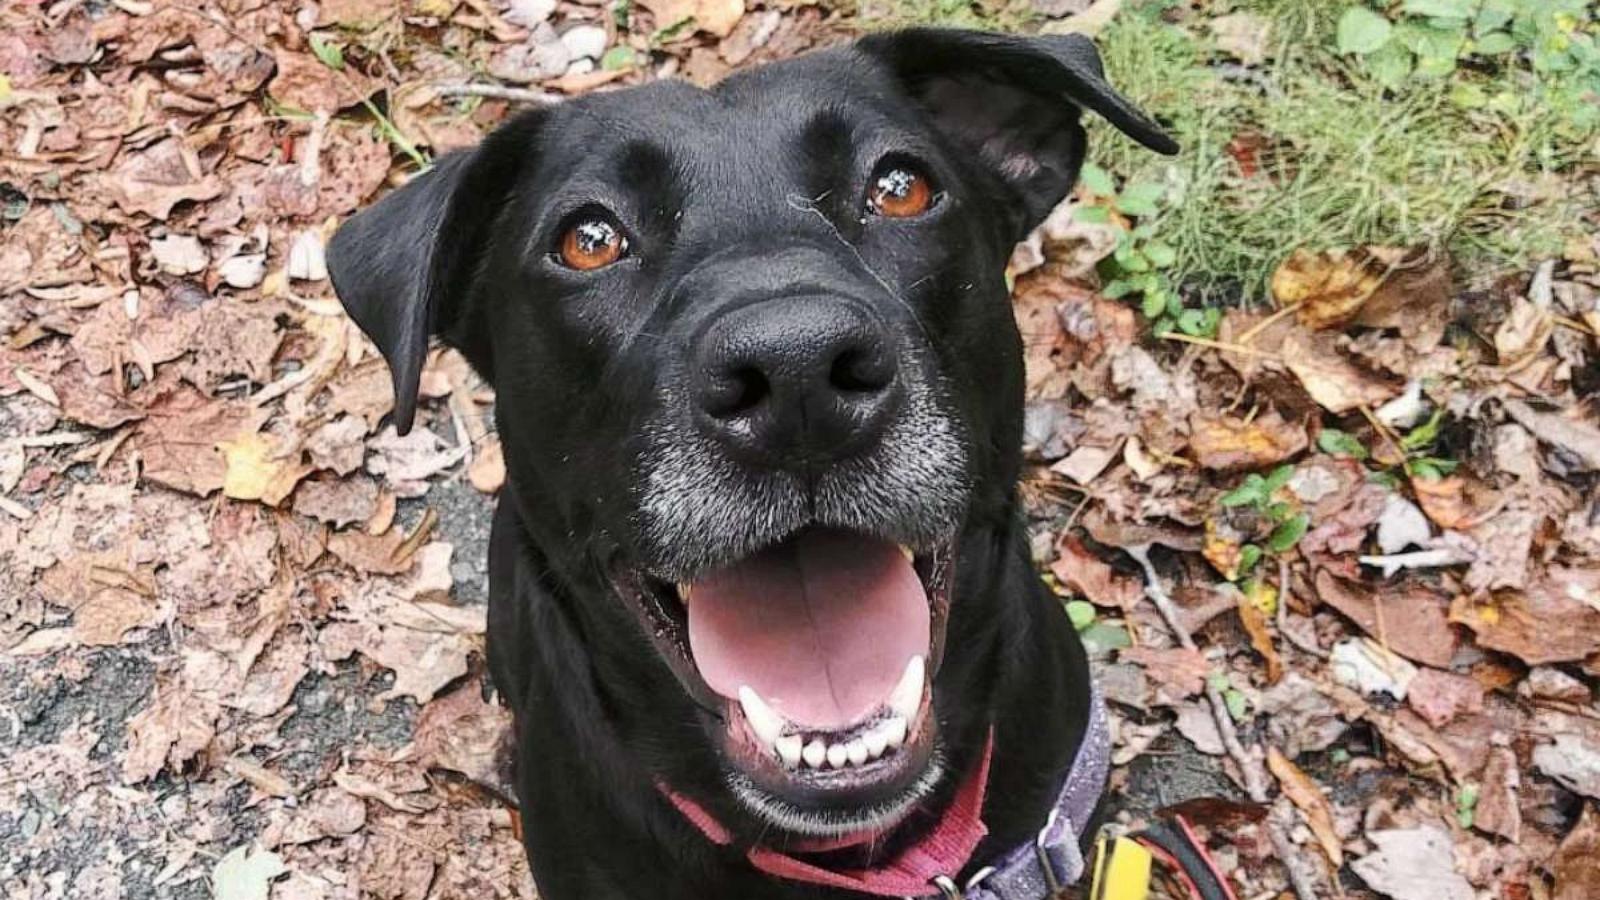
[858,28,1178,235]
[327,118,532,434]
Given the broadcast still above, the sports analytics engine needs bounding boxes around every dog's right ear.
[327,116,535,435]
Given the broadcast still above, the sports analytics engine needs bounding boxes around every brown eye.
[868,166,935,218]
[558,218,626,270]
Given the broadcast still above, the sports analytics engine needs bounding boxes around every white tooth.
[776,735,803,768]
[826,743,849,769]
[884,716,907,749]
[803,740,827,768]
[864,729,888,759]
[846,740,868,767]
[888,655,925,723]
[738,686,785,747]
[898,544,915,562]
[676,583,693,602]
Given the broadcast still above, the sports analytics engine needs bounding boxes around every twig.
[1236,300,1302,345]
[1159,332,1283,360]
[1358,546,1475,577]
[433,83,561,105]
[1126,544,1323,900]
[1271,800,1330,900]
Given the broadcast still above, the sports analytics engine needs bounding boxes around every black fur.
[328,28,1173,899]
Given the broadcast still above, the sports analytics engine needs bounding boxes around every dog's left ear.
[859,28,1178,236]
[327,116,536,434]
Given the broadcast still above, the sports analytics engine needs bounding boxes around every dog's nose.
[693,297,902,467]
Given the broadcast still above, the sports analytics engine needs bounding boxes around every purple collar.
[921,684,1110,900]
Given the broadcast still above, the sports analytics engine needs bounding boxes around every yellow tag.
[1089,835,1152,900]
[0,74,12,105]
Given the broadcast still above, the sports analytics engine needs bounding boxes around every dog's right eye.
[557,216,628,271]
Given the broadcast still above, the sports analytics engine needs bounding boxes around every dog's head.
[330,28,1172,841]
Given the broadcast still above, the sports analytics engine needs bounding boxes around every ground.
[2,1,1598,899]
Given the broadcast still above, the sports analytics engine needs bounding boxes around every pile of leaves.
[1,0,1597,898]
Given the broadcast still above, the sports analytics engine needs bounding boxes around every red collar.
[663,733,994,897]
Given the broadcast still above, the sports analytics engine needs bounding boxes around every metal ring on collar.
[931,875,964,899]
[963,865,995,892]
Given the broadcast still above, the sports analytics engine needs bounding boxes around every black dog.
[329,28,1174,899]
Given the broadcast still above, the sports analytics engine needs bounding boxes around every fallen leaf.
[1281,330,1399,413]
[293,475,379,528]
[1504,400,1600,471]
[1351,826,1474,900]
[415,679,515,798]
[218,431,312,506]
[1533,733,1600,799]
[1494,296,1553,370]
[1474,746,1521,842]
[1236,587,1283,683]
[1210,12,1271,65]
[365,425,467,497]
[1272,246,1396,331]
[1404,667,1484,728]
[1315,571,1459,668]
[1448,568,1600,665]
[212,845,287,900]
[1188,409,1308,471]
[1374,493,1432,555]
[639,0,745,38]
[1329,638,1416,700]
[1411,475,1498,529]
[1552,804,1600,900]
[1267,746,1343,868]
[103,139,225,220]
[468,438,506,493]
[1173,700,1224,755]
[1050,535,1143,611]
[1118,646,1208,701]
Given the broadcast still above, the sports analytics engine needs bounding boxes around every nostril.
[704,365,770,417]
[829,347,894,394]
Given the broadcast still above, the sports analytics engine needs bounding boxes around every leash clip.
[1034,807,1064,894]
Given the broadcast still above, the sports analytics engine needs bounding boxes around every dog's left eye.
[867,165,937,218]
[557,217,628,271]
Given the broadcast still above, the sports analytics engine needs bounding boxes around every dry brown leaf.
[1281,330,1399,413]
[1118,646,1208,701]
[103,139,225,220]
[1494,296,1553,370]
[1188,409,1307,471]
[1050,535,1143,610]
[1410,475,1498,529]
[1552,803,1600,900]
[640,0,745,37]
[1313,571,1459,668]
[1474,746,1521,843]
[1449,567,1600,665]
[468,438,506,493]
[218,431,312,506]
[293,475,379,528]
[1404,667,1484,728]
[1236,586,1283,683]
[415,680,515,798]
[1272,246,1396,330]
[1267,746,1343,868]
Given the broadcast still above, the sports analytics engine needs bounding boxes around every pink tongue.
[686,530,930,730]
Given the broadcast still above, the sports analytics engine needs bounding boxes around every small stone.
[218,253,266,289]
[287,230,327,282]
[560,24,608,62]
[150,234,208,276]
[488,23,570,84]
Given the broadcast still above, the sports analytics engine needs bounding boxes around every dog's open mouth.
[616,527,953,825]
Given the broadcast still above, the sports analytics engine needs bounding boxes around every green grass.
[855,0,1600,301]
